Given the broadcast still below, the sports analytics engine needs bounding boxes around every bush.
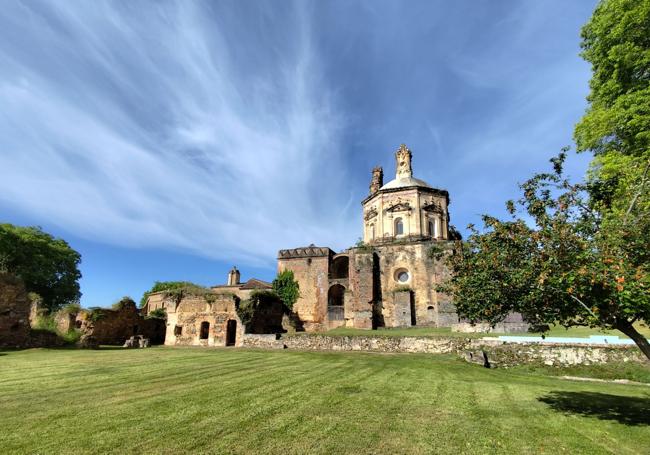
[32,315,58,333]
[60,303,81,314]
[147,308,167,320]
[355,238,374,252]
[32,314,81,345]
[272,271,300,310]
[86,308,106,322]
[140,281,210,307]
[112,296,136,310]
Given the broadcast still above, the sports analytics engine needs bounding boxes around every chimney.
[395,144,412,180]
[369,166,383,195]
[227,266,240,286]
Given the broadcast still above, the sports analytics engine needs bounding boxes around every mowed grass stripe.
[1,348,650,454]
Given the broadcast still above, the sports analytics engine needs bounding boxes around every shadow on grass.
[539,391,650,426]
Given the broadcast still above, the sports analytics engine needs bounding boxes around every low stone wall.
[470,339,644,367]
[272,334,645,366]
[242,334,284,349]
[281,334,466,354]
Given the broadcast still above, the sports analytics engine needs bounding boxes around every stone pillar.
[369,167,383,195]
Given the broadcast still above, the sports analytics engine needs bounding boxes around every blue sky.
[0,0,598,307]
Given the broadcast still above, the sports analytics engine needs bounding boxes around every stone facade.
[0,273,31,348]
[278,145,465,332]
[162,293,244,347]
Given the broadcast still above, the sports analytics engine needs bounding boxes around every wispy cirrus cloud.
[0,1,354,264]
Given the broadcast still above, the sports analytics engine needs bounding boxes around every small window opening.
[174,325,182,336]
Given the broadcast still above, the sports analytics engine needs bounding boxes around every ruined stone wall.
[0,273,31,348]
[54,311,76,333]
[242,334,284,349]
[346,251,374,329]
[77,302,165,345]
[277,254,329,331]
[164,295,243,347]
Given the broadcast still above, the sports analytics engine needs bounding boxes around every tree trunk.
[616,320,650,362]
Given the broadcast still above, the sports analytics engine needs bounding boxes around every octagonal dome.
[380,175,433,191]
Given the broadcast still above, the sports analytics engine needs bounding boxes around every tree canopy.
[438,152,650,360]
[575,0,650,215]
[0,224,82,312]
[438,0,650,362]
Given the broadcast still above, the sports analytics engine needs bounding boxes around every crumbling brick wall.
[0,273,31,348]
[77,301,165,345]
[164,294,244,347]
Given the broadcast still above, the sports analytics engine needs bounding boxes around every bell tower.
[227,266,240,286]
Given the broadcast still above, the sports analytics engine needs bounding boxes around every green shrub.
[272,270,299,310]
[32,314,81,345]
[112,296,136,310]
[32,314,58,332]
[60,303,81,314]
[60,329,82,344]
[86,308,106,322]
[147,308,167,320]
[140,281,212,307]
[354,238,374,253]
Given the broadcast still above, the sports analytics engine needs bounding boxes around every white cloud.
[0,1,356,266]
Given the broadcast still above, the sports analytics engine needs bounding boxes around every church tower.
[227,266,240,286]
[361,144,450,243]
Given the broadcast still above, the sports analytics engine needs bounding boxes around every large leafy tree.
[0,224,82,312]
[440,0,650,362]
[439,152,650,361]
[575,0,650,213]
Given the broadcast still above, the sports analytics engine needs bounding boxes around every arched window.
[428,220,434,237]
[394,218,404,236]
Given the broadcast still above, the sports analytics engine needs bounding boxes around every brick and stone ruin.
[0,273,31,348]
[139,144,527,348]
[278,144,525,332]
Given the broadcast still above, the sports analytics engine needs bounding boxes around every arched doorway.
[328,284,345,321]
[226,320,237,346]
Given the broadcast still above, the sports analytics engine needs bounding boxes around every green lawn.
[324,323,650,339]
[1,348,649,454]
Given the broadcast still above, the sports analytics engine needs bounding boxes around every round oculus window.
[395,269,410,283]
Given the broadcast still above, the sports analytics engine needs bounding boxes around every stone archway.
[327,284,345,322]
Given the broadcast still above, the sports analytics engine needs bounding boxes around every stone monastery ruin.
[140,144,526,348]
